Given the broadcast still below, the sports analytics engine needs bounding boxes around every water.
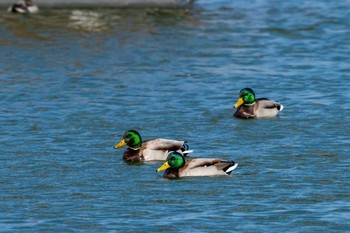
[1,0,350,232]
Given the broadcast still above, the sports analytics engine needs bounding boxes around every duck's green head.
[114,130,142,150]
[234,88,256,107]
[157,151,185,172]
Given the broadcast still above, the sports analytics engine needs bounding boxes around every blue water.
[1,0,350,232]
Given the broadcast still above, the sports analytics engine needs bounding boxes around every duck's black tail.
[181,143,192,156]
[222,161,238,175]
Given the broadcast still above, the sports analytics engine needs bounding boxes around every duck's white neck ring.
[244,102,255,106]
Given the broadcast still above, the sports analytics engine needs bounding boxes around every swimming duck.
[156,151,238,178]
[8,0,39,14]
[114,130,191,162]
[233,88,283,119]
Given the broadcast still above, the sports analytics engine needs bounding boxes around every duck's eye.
[125,134,133,142]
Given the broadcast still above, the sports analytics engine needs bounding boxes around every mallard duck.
[114,130,191,162]
[8,0,39,14]
[233,88,283,119]
[156,151,238,178]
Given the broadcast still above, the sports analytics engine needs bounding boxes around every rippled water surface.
[1,0,349,232]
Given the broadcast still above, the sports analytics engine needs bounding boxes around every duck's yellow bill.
[156,162,171,172]
[114,139,127,149]
[234,97,244,108]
